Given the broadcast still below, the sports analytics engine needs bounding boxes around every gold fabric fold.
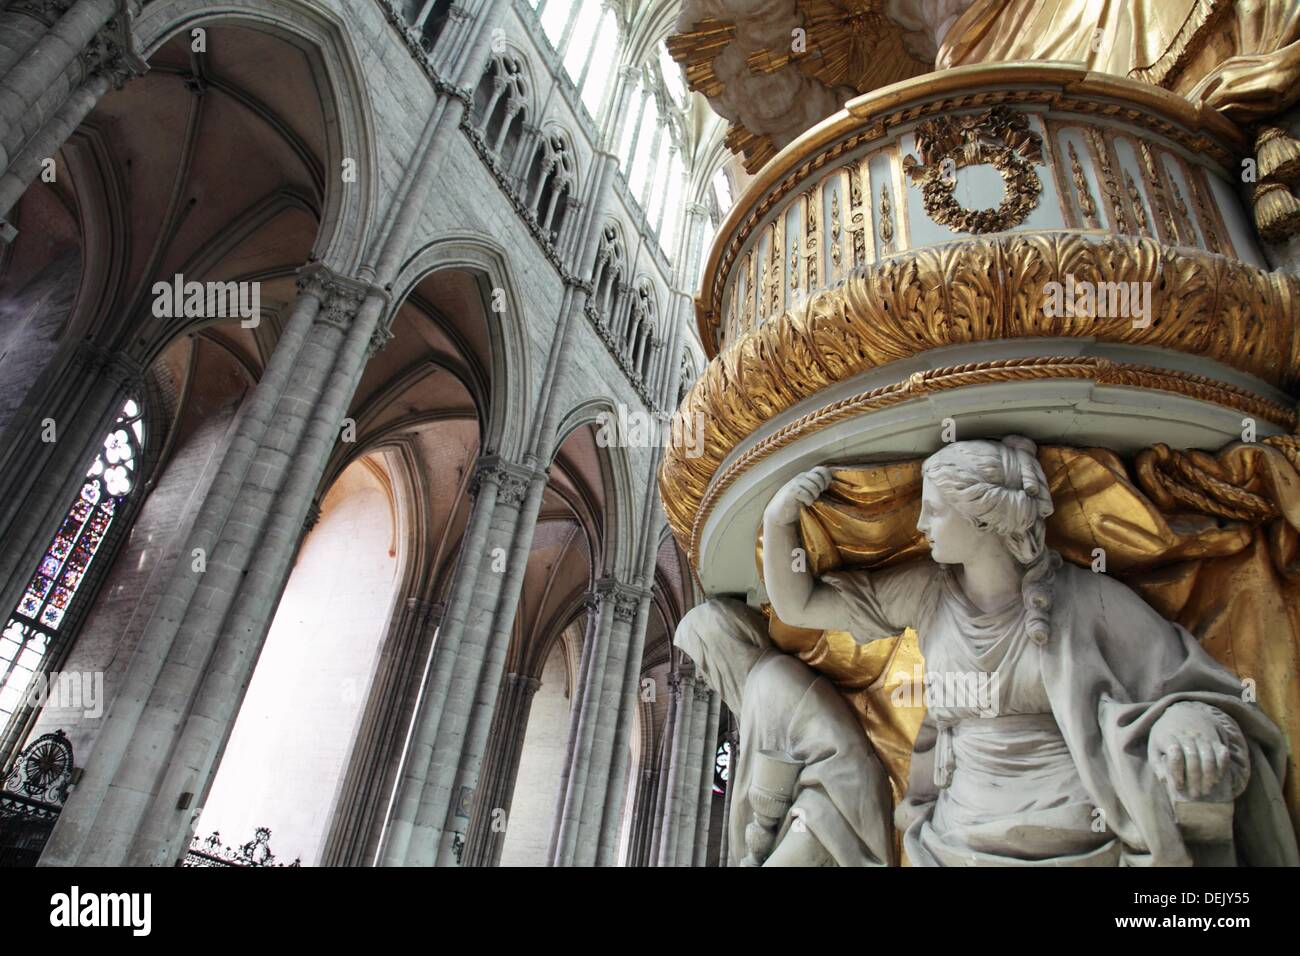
[936,0,1300,122]
[760,441,1300,833]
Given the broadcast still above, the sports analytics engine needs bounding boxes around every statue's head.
[673,597,770,711]
[919,435,1054,565]
[919,436,1058,642]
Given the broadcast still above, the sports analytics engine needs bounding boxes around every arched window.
[473,54,528,167]
[527,132,575,242]
[614,45,695,256]
[533,0,621,118]
[402,0,455,54]
[591,225,625,323]
[0,400,144,729]
[714,739,731,795]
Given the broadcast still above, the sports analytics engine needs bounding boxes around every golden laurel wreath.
[903,106,1044,234]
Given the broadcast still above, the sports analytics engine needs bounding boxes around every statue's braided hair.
[921,435,1060,644]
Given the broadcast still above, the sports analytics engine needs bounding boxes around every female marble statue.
[762,436,1299,866]
[674,598,895,867]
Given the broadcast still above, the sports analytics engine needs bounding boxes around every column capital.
[503,672,542,697]
[80,5,148,90]
[77,342,145,393]
[692,681,713,703]
[297,263,376,334]
[468,454,540,504]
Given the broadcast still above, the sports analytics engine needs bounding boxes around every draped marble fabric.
[821,559,1292,864]
[761,442,1300,844]
[673,599,895,867]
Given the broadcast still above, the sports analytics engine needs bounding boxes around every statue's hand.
[763,822,833,867]
[764,467,834,526]
[1149,702,1233,801]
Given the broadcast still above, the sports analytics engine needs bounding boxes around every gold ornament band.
[664,354,1297,567]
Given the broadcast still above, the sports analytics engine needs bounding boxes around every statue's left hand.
[1149,702,1233,801]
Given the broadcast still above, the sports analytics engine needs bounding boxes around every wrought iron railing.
[183,827,301,867]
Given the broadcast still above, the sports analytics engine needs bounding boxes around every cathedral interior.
[1,0,1299,871]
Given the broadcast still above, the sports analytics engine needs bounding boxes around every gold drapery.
[937,0,1300,122]
[760,438,1300,834]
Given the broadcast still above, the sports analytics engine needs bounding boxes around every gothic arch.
[389,234,533,463]
[134,0,380,276]
[552,398,639,581]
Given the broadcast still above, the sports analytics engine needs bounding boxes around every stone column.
[546,579,637,865]
[604,65,643,156]
[377,455,533,866]
[654,671,695,865]
[38,265,391,866]
[460,671,540,866]
[0,34,144,223]
[509,121,540,188]
[691,689,721,866]
[320,597,445,867]
[0,3,57,82]
[557,196,585,261]
[0,0,136,196]
[573,583,646,866]
[669,679,712,866]
[428,1,475,76]
[717,727,738,866]
[644,688,675,863]
[431,459,551,867]
[681,201,711,292]
[624,760,657,866]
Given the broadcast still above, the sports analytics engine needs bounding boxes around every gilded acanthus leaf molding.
[659,233,1300,561]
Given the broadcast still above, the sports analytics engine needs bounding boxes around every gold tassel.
[1254,181,1300,243]
[1256,126,1300,184]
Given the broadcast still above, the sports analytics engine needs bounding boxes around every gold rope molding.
[670,356,1298,566]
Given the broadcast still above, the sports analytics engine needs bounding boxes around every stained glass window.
[713,739,731,795]
[0,399,143,727]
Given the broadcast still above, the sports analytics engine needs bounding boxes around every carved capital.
[613,593,640,623]
[468,455,538,505]
[80,7,147,90]
[297,264,371,334]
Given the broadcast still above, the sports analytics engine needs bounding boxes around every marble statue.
[673,598,895,867]
[761,436,1300,866]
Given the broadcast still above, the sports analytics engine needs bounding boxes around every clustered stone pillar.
[321,597,446,867]
[654,671,719,866]
[0,0,146,231]
[460,671,541,866]
[546,578,648,866]
[39,265,394,866]
[377,455,546,866]
[717,727,739,866]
